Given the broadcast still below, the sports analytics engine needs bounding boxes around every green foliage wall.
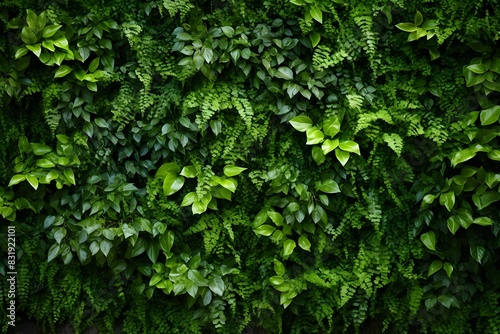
[1,0,500,333]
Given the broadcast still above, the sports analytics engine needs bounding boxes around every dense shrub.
[1,0,499,333]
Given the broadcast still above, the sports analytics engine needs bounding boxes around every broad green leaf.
[275,67,294,80]
[253,224,276,236]
[181,192,197,206]
[420,231,436,251]
[289,116,313,132]
[209,277,225,296]
[310,32,321,47]
[163,173,185,196]
[323,116,341,137]
[100,239,113,256]
[15,47,29,59]
[95,118,108,128]
[268,211,284,226]
[18,135,30,153]
[396,22,417,32]
[321,139,339,155]
[149,273,163,286]
[274,259,286,276]
[306,127,324,145]
[54,65,72,79]
[298,235,311,251]
[450,148,476,167]
[8,174,26,187]
[339,140,361,155]
[425,296,437,310]
[26,175,39,190]
[223,165,247,177]
[472,217,493,226]
[253,209,268,228]
[221,26,234,38]
[192,200,208,214]
[47,244,60,262]
[470,245,486,264]
[311,147,325,165]
[438,295,459,309]
[64,169,76,185]
[309,7,323,23]
[156,163,181,178]
[467,64,486,74]
[180,165,197,178]
[42,24,62,38]
[209,120,222,135]
[480,105,500,126]
[21,26,37,44]
[443,262,453,278]
[335,148,350,166]
[159,231,174,253]
[414,11,423,26]
[472,191,500,210]
[447,216,460,235]
[269,276,285,285]
[217,178,237,192]
[487,150,500,161]
[439,191,455,212]
[319,179,340,193]
[283,239,296,256]
[31,143,52,155]
[428,260,442,276]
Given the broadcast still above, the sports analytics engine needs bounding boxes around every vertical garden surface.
[1,0,500,333]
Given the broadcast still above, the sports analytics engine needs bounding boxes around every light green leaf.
[319,179,340,194]
[8,174,26,187]
[275,67,294,80]
[64,169,76,185]
[253,224,276,236]
[472,191,500,210]
[42,24,62,38]
[269,276,285,285]
[217,178,237,193]
[335,148,350,166]
[396,22,417,32]
[31,143,52,155]
[274,259,286,276]
[323,116,341,137]
[223,165,247,177]
[100,239,113,256]
[480,105,500,126]
[428,260,442,276]
[443,262,453,278]
[209,277,225,296]
[26,175,39,190]
[180,165,197,178]
[156,163,181,178]
[268,211,284,226]
[298,235,311,251]
[450,148,477,167]
[192,200,208,214]
[18,136,30,153]
[447,216,460,235]
[159,231,174,253]
[472,217,493,226]
[439,191,455,212]
[253,209,269,228]
[309,7,322,23]
[339,140,361,155]
[420,231,436,251]
[321,139,339,155]
[283,239,296,256]
[311,146,325,165]
[181,192,197,206]
[289,116,313,132]
[306,127,324,145]
[163,173,185,196]
[467,64,486,74]
[310,32,321,47]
